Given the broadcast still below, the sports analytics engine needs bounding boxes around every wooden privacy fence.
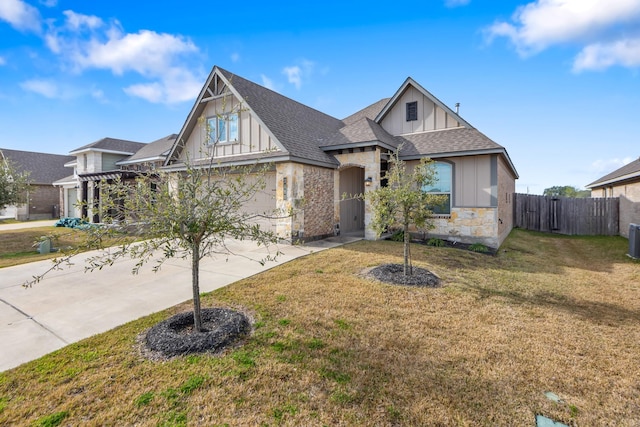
[514,194,619,236]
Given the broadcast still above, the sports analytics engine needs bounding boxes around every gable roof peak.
[375,77,473,129]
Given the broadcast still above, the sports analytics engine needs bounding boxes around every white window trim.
[207,112,239,145]
[423,161,452,215]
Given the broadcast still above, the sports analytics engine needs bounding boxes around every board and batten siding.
[454,155,495,207]
[182,95,280,160]
[406,155,496,209]
[380,86,460,136]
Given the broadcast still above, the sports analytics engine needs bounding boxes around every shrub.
[390,230,404,242]
[427,238,445,247]
[469,243,489,253]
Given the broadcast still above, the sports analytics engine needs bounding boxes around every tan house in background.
[165,66,519,247]
[587,157,640,238]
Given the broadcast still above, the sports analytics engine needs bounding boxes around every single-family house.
[587,158,640,238]
[165,66,519,247]
[0,148,74,220]
[53,135,176,221]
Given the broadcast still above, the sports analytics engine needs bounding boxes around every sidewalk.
[0,236,359,371]
[0,219,58,230]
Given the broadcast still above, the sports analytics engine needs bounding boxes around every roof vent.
[455,103,460,114]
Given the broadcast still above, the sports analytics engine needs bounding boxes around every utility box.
[629,224,640,259]
[37,238,51,255]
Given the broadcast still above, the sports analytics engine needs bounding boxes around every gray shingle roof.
[70,137,146,155]
[397,128,505,158]
[218,68,342,166]
[587,157,640,187]
[119,134,176,163]
[168,66,517,177]
[322,117,399,149]
[0,148,75,184]
[342,98,390,125]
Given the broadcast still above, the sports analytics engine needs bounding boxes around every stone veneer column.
[275,163,305,241]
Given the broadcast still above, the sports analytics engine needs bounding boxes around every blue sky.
[1,0,639,194]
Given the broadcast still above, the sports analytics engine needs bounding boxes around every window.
[406,101,418,121]
[207,113,239,144]
[423,162,452,215]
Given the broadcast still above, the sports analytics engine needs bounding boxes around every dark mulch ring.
[144,307,252,358]
[367,263,442,287]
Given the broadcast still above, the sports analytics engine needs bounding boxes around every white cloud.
[231,52,240,63]
[40,0,57,7]
[44,14,202,104]
[0,0,42,33]
[445,0,470,7]
[91,87,105,101]
[62,10,103,31]
[123,67,202,104]
[591,156,636,175]
[282,59,316,89]
[261,74,275,90]
[124,81,163,103]
[0,56,6,66]
[283,66,302,89]
[20,79,59,98]
[486,0,640,70]
[4,5,203,104]
[573,38,640,71]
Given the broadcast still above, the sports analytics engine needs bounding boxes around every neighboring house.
[0,148,74,220]
[165,66,519,247]
[54,135,175,221]
[587,157,640,238]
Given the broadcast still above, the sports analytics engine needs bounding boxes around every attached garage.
[239,171,277,232]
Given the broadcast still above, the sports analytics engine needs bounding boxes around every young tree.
[31,108,286,333]
[88,159,282,332]
[367,148,445,276]
[0,157,30,211]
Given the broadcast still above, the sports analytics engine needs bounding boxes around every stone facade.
[333,148,381,240]
[426,207,499,248]
[275,163,337,242]
[303,165,335,240]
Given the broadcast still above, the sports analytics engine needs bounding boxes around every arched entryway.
[339,166,365,234]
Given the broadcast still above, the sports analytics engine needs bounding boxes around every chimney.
[455,103,460,114]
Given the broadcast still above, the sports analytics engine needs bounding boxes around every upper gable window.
[207,113,239,145]
[406,101,418,121]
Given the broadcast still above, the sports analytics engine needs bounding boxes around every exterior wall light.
[364,177,373,187]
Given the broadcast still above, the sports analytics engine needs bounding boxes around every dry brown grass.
[1,229,639,426]
[0,226,89,268]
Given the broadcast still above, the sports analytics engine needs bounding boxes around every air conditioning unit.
[629,224,640,259]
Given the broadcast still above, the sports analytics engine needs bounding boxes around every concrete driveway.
[0,236,356,372]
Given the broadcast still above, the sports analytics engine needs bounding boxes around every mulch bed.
[366,263,441,287]
[144,307,251,358]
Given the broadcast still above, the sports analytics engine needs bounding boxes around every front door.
[339,167,365,233]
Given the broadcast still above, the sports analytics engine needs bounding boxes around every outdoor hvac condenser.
[629,223,640,259]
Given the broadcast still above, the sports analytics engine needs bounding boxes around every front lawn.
[1,229,638,426]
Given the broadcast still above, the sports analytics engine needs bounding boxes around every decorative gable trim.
[166,66,288,165]
[374,77,473,129]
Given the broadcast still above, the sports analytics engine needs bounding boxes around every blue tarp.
[54,217,93,230]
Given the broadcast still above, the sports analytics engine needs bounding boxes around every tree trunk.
[403,221,411,277]
[191,244,203,332]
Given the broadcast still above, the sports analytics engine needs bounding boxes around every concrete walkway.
[0,233,359,372]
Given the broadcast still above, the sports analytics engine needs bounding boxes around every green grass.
[0,229,638,425]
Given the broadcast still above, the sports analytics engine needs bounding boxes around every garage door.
[239,171,277,232]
